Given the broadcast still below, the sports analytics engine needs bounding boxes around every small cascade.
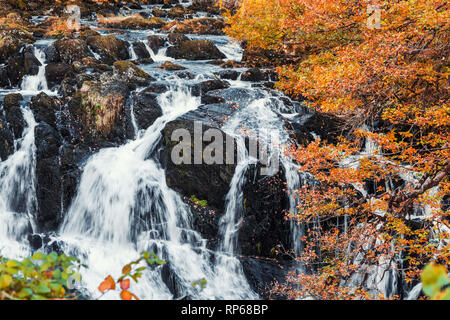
[0,107,37,259]
[20,43,56,96]
[145,40,174,63]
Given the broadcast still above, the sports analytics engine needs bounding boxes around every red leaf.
[120,279,130,291]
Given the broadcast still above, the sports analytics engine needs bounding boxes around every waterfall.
[57,84,257,299]
[0,107,37,260]
[20,42,56,96]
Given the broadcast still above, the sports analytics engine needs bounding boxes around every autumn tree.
[223,0,449,299]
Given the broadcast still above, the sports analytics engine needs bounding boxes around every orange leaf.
[122,264,131,274]
[120,279,130,291]
[120,290,133,300]
[98,275,116,293]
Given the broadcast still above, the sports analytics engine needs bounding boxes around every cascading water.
[0,107,37,260]
[20,40,56,96]
[56,84,256,299]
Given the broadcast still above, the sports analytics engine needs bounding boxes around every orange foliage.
[224,0,449,299]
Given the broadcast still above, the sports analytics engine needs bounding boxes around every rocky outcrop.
[240,163,291,258]
[98,16,166,30]
[112,60,153,87]
[2,93,25,138]
[162,18,225,35]
[0,111,14,161]
[161,117,237,211]
[157,61,186,71]
[166,40,226,60]
[86,35,130,65]
[45,62,71,89]
[54,38,90,64]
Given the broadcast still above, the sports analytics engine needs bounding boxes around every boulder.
[86,35,130,65]
[132,92,163,130]
[147,35,167,53]
[54,38,90,64]
[0,113,14,161]
[30,92,60,128]
[166,40,226,60]
[167,33,189,46]
[112,61,154,87]
[157,61,186,71]
[34,122,62,232]
[99,16,166,30]
[2,93,25,138]
[45,63,71,88]
[132,41,151,60]
[241,68,265,82]
[161,117,236,211]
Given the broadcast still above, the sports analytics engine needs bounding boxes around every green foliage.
[0,252,84,300]
[190,195,208,207]
[421,263,450,300]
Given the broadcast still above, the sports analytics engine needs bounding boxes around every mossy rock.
[113,60,151,79]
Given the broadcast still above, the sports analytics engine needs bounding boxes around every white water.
[20,43,57,96]
[56,84,256,299]
[0,108,37,260]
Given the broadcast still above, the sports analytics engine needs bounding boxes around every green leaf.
[6,260,20,268]
[17,288,33,299]
[0,274,13,289]
[32,252,46,260]
[34,284,51,294]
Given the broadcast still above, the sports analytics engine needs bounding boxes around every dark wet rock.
[0,66,9,87]
[34,122,62,232]
[242,46,280,68]
[23,48,41,75]
[161,263,186,299]
[239,257,289,299]
[86,35,130,65]
[132,41,151,60]
[166,40,226,60]
[45,62,71,89]
[142,83,171,95]
[30,93,60,128]
[27,234,44,251]
[147,35,167,53]
[2,93,25,138]
[192,79,230,96]
[157,61,186,71]
[79,29,101,40]
[152,7,168,18]
[99,16,166,30]
[67,78,134,145]
[175,71,195,79]
[0,113,14,161]
[188,0,222,15]
[161,118,236,211]
[113,61,154,87]
[167,33,189,46]
[167,5,191,19]
[240,163,291,258]
[288,111,346,146]
[54,38,90,64]
[221,60,244,69]
[0,30,33,64]
[215,70,239,80]
[241,68,265,82]
[4,46,40,86]
[201,95,225,105]
[43,43,60,63]
[132,92,163,130]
